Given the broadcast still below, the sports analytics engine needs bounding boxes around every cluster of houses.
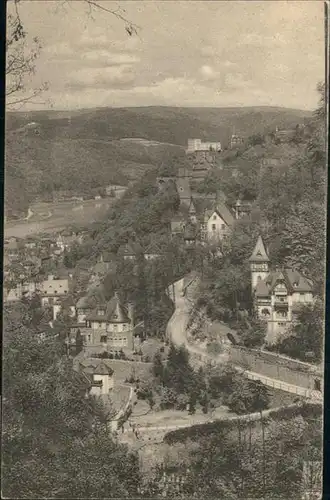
[3,229,86,304]
[168,166,251,247]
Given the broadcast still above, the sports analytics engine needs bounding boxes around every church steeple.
[249,236,270,292]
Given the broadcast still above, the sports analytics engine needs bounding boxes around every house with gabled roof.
[39,274,72,319]
[4,237,23,258]
[201,202,235,243]
[144,242,164,260]
[250,236,314,344]
[78,359,114,396]
[93,251,117,277]
[117,241,143,261]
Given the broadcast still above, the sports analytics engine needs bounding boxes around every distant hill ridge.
[7,105,311,147]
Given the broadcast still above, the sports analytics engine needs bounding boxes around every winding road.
[166,276,322,402]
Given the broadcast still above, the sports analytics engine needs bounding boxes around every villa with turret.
[249,236,314,344]
[69,291,140,355]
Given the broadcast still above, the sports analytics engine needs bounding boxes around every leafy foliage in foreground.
[158,403,322,499]
[2,309,141,498]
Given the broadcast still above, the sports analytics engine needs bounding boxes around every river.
[4,197,116,239]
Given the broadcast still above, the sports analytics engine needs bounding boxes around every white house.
[40,275,70,319]
[201,203,234,243]
[78,359,114,397]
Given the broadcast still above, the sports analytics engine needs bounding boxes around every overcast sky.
[9,0,325,111]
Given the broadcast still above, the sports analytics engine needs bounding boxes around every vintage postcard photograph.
[2,1,326,499]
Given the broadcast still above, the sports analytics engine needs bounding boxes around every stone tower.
[249,235,270,293]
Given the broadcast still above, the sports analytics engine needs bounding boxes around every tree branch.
[83,0,140,35]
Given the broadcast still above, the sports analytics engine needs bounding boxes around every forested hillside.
[5,105,310,218]
[5,127,183,218]
[7,106,311,145]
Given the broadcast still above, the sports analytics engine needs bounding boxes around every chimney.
[114,290,120,300]
[127,302,135,328]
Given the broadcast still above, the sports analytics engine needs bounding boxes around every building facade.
[250,236,314,344]
[76,292,136,354]
[186,138,222,153]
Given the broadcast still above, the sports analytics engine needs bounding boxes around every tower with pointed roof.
[249,235,270,293]
[188,197,197,223]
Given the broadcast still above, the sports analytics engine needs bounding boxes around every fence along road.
[166,276,323,402]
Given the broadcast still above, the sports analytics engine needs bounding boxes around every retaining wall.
[229,345,323,392]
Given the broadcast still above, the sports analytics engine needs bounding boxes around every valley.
[4,197,114,238]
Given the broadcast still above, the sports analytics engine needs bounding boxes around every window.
[277,322,286,327]
[212,224,216,231]
[100,335,107,343]
[113,324,118,331]
[257,276,262,281]
[88,335,91,342]
[221,224,225,230]
[213,215,217,220]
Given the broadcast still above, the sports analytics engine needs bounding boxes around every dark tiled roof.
[255,268,313,297]
[255,280,271,297]
[214,203,235,227]
[188,198,196,214]
[144,242,163,256]
[118,241,143,257]
[86,293,130,324]
[79,360,114,376]
[76,287,106,309]
[284,269,313,293]
[249,236,270,262]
